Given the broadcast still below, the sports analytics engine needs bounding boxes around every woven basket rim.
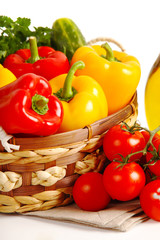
[1,92,137,152]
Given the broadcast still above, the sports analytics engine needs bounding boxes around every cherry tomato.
[141,130,160,144]
[73,172,111,211]
[103,125,146,162]
[146,139,160,176]
[140,180,160,221]
[145,168,160,184]
[103,161,146,201]
[139,131,160,165]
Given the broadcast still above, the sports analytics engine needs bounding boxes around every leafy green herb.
[0,16,52,64]
[33,26,52,46]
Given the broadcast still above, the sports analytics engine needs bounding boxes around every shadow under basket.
[0,93,138,213]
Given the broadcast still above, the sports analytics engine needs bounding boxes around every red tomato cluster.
[73,123,160,222]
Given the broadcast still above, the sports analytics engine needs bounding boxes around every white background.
[0,0,160,239]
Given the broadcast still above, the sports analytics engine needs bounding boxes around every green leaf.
[33,26,52,46]
[0,15,14,28]
[0,50,7,58]
[16,17,31,28]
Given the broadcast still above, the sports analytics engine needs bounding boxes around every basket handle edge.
[87,37,125,52]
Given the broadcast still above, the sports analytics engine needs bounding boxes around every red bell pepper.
[3,37,70,80]
[0,73,63,136]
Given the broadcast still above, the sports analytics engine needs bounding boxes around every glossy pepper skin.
[0,73,63,136]
[3,37,70,80]
[71,43,141,115]
[49,61,108,133]
[0,64,16,88]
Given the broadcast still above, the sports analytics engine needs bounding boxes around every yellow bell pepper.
[71,43,141,115]
[49,61,108,132]
[0,64,16,88]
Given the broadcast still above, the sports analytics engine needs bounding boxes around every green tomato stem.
[124,125,160,163]
[115,122,160,166]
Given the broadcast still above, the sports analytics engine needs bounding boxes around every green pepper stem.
[29,36,40,63]
[61,61,85,99]
[101,42,115,62]
[32,94,49,115]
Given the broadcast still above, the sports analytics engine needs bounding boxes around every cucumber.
[51,18,86,61]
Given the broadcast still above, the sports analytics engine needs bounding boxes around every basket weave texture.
[0,92,138,213]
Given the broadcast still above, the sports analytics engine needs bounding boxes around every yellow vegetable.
[71,43,141,115]
[145,67,160,131]
[0,64,16,88]
[49,61,108,132]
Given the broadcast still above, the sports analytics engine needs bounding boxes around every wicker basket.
[0,39,138,213]
[0,93,137,213]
